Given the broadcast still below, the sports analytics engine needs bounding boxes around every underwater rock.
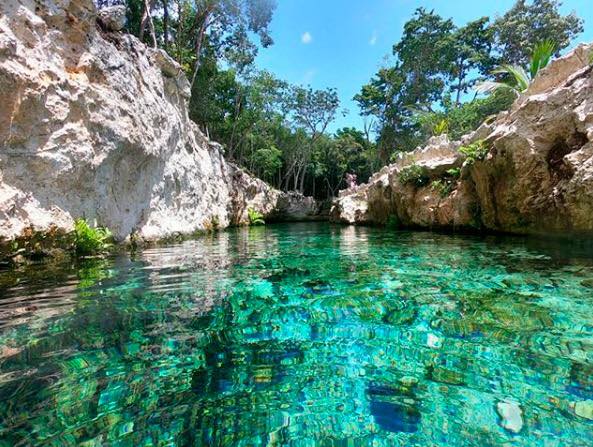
[496,400,524,433]
[572,400,593,420]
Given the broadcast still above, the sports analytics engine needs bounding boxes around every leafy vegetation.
[459,140,489,165]
[93,1,583,199]
[248,208,265,226]
[73,219,112,256]
[476,41,556,96]
[431,168,462,198]
[399,164,429,187]
[356,2,582,161]
[431,179,454,198]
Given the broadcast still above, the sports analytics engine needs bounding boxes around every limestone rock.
[97,5,126,31]
[332,43,593,236]
[572,400,593,420]
[496,400,524,434]
[0,0,317,247]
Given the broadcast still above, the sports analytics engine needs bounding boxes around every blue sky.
[254,0,593,132]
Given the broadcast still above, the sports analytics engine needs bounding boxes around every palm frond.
[475,80,519,96]
[496,65,530,92]
[530,40,556,79]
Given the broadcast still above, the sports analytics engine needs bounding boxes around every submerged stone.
[496,401,524,434]
[573,400,593,420]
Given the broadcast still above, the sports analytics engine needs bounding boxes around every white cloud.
[301,31,313,44]
[369,30,378,46]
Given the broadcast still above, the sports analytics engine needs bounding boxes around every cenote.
[1,223,593,446]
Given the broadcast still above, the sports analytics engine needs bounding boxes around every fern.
[248,208,265,226]
[458,140,489,165]
[398,164,429,187]
[74,219,112,255]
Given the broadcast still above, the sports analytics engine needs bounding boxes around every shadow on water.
[0,222,592,446]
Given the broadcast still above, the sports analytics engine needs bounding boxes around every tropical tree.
[492,0,583,66]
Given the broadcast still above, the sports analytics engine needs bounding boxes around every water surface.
[1,223,593,446]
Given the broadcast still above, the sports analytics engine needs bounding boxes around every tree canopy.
[95,0,585,199]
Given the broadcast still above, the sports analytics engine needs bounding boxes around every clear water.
[1,223,593,446]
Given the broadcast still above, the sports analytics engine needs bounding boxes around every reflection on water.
[0,223,592,446]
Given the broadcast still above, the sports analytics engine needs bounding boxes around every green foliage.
[529,40,556,79]
[459,140,489,165]
[477,40,556,96]
[491,0,583,66]
[399,164,429,187]
[447,167,461,179]
[433,119,449,136]
[413,90,515,141]
[356,1,583,160]
[74,219,112,256]
[248,208,265,226]
[431,167,461,198]
[431,179,454,198]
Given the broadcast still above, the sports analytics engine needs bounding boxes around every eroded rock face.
[0,0,317,246]
[332,44,593,236]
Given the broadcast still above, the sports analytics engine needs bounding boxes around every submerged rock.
[496,400,524,434]
[572,400,593,420]
[332,44,593,236]
[0,0,318,248]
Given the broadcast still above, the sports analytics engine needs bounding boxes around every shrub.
[458,140,489,165]
[248,208,265,225]
[74,219,112,255]
[431,179,454,198]
[398,164,429,187]
[446,167,461,178]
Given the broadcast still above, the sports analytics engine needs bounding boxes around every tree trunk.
[163,0,169,51]
[455,61,464,107]
[189,10,212,90]
[140,0,157,48]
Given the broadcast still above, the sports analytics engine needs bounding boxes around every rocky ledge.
[0,0,319,256]
[332,44,593,236]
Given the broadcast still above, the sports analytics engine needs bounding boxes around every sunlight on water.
[1,223,592,446]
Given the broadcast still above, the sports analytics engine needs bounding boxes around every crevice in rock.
[546,131,587,183]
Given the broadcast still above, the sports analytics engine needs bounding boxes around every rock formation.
[0,0,318,251]
[332,43,593,236]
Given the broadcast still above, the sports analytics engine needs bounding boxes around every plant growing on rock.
[398,164,429,187]
[431,179,454,198]
[248,208,266,226]
[446,167,461,179]
[459,140,489,165]
[74,219,113,256]
[476,41,556,96]
[431,168,461,198]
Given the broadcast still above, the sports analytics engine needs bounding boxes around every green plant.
[74,219,112,255]
[589,48,593,65]
[433,119,449,136]
[446,167,461,178]
[529,40,555,79]
[247,208,265,226]
[476,41,556,96]
[398,164,429,187]
[458,140,489,165]
[431,179,454,198]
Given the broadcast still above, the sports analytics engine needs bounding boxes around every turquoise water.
[1,223,593,446]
